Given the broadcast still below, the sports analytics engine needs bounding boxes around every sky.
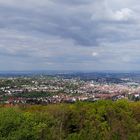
[0,0,140,71]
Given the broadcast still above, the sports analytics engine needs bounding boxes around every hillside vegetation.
[0,100,140,140]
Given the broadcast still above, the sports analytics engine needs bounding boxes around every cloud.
[113,8,134,21]
[91,3,135,22]
[92,52,98,57]
[52,0,94,5]
[0,0,140,70]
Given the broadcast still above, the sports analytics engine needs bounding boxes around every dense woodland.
[0,100,140,140]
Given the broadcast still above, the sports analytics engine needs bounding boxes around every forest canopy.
[0,100,140,140]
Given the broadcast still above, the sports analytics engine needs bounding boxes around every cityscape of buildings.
[0,73,140,105]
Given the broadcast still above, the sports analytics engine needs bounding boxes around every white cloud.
[92,52,98,57]
[91,4,135,22]
[113,8,134,21]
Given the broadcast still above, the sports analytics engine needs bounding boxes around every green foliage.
[0,78,33,88]
[0,100,139,140]
[14,91,54,98]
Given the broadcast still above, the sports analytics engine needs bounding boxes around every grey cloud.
[0,0,140,70]
[52,0,101,5]
[0,0,138,47]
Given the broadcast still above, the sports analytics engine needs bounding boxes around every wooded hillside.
[0,100,140,140]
